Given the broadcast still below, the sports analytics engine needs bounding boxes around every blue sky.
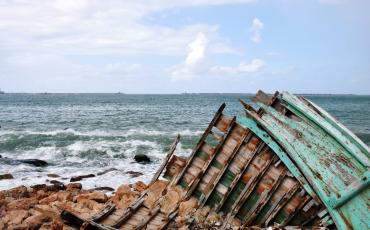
[0,0,369,94]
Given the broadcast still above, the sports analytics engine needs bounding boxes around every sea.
[1,93,369,190]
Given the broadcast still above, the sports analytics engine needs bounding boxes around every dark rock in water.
[48,180,65,191]
[70,174,95,182]
[89,186,115,192]
[19,159,48,167]
[31,184,48,191]
[50,180,63,186]
[0,173,14,180]
[66,183,82,191]
[125,171,144,178]
[97,168,117,176]
[47,173,60,178]
[134,154,151,163]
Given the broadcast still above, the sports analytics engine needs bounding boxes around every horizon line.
[1,92,369,96]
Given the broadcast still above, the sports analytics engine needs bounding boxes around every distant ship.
[0,89,4,94]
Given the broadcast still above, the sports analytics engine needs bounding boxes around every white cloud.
[185,33,208,66]
[168,33,209,80]
[0,0,254,56]
[210,59,265,75]
[249,18,263,44]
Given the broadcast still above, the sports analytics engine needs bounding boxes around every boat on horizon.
[0,89,4,94]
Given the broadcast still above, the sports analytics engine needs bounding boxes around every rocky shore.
[0,180,147,229]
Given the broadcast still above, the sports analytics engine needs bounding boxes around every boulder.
[70,174,95,182]
[0,173,14,180]
[19,159,48,167]
[134,154,151,163]
[2,210,29,225]
[6,197,38,211]
[74,191,107,203]
[131,181,147,192]
[1,186,28,199]
[66,183,82,191]
[111,185,139,209]
[39,191,72,205]
[23,212,51,230]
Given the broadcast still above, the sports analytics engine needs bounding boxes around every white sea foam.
[0,128,197,190]
[0,128,203,138]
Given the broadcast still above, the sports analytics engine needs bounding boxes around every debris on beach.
[1,91,368,229]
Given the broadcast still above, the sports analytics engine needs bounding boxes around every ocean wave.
[0,128,203,138]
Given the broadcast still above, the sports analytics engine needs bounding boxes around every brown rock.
[76,198,104,212]
[65,183,82,191]
[23,212,51,230]
[111,185,139,209]
[39,191,72,205]
[36,190,48,200]
[0,173,14,180]
[131,181,147,192]
[6,197,37,211]
[75,191,107,203]
[1,186,29,199]
[2,210,29,225]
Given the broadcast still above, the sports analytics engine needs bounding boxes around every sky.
[0,0,369,94]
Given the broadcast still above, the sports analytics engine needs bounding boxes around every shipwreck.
[61,91,369,230]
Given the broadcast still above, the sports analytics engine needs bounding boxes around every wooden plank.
[198,130,250,207]
[91,203,116,223]
[222,154,277,228]
[172,103,226,185]
[150,134,180,184]
[241,169,287,226]
[111,196,145,227]
[134,205,161,230]
[214,141,265,212]
[186,117,236,199]
[60,210,117,230]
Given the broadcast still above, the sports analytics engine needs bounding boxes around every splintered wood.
[61,94,333,229]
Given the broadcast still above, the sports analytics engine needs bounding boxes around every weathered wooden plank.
[213,141,265,212]
[172,103,226,185]
[91,203,116,223]
[150,134,180,184]
[198,129,250,208]
[241,169,287,226]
